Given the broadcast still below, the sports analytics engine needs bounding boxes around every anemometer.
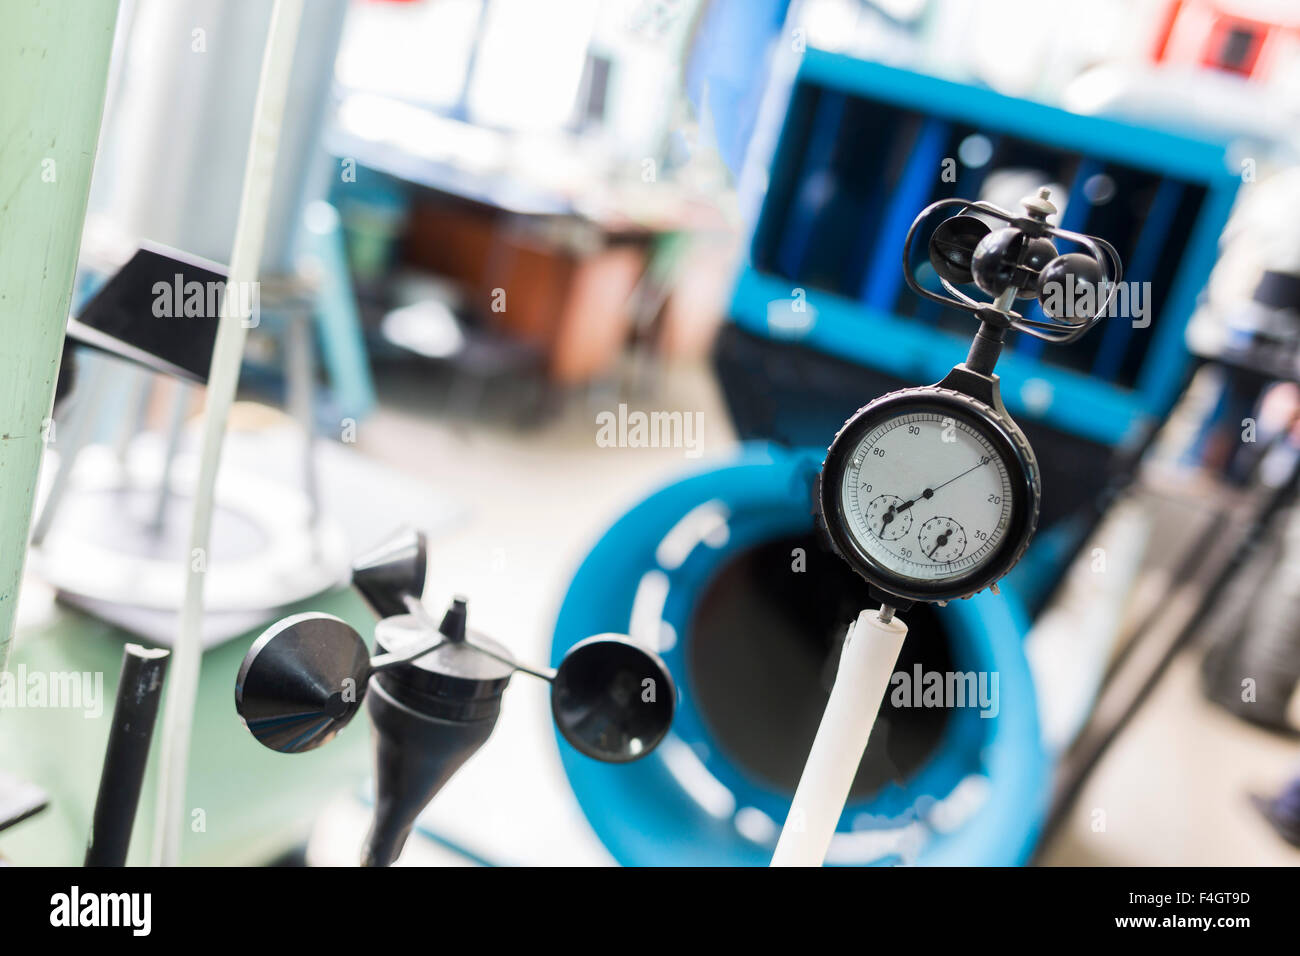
[234,529,675,866]
[774,188,1122,865]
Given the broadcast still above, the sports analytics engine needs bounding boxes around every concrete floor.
[1040,651,1300,866]
[323,359,1300,865]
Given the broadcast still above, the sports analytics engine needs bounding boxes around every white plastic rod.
[152,0,304,866]
[771,607,908,867]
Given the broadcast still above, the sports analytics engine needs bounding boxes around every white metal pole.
[151,0,305,866]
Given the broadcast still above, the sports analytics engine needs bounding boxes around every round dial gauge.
[819,389,1039,603]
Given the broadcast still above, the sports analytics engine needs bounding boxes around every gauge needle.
[927,527,951,559]
[930,458,990,494]
[885,458,989,524]
[882,489,930,527]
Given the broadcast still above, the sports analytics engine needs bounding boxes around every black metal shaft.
[85,643,170,867]
[965,320,1006,377]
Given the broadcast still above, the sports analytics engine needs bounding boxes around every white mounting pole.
[771,606,908,867]
[151,0,304,866]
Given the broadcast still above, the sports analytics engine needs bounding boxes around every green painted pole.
[0,1,120,672]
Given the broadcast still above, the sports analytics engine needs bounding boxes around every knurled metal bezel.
[817,385,1040,604]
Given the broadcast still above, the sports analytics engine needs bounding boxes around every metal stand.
[771,605,908,867]
[285,302,321,557]
[27,275,343,625]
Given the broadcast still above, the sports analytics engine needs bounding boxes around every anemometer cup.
[906,194,1123,345]
[928,214,991,286]
[234,612,371,754]
[551,636,676,763]
[350,527,428,619]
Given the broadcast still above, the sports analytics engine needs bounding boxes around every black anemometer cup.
[552,635,675,762]
[909,189,1123,345]
[351,527,428,619]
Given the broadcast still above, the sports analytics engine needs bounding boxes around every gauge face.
[821,392,1037,602]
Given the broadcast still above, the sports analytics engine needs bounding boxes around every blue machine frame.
[732,51,1240,447]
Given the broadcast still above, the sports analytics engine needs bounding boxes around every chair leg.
[31,358,109,547]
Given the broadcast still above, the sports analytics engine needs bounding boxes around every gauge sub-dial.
[918,516,967,563]
[866,494,912,541]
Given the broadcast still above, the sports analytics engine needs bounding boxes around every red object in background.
[1152,0,1300,80]
[1201,13,1267,74]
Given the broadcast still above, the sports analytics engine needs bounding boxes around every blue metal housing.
[735,52,1239,448]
